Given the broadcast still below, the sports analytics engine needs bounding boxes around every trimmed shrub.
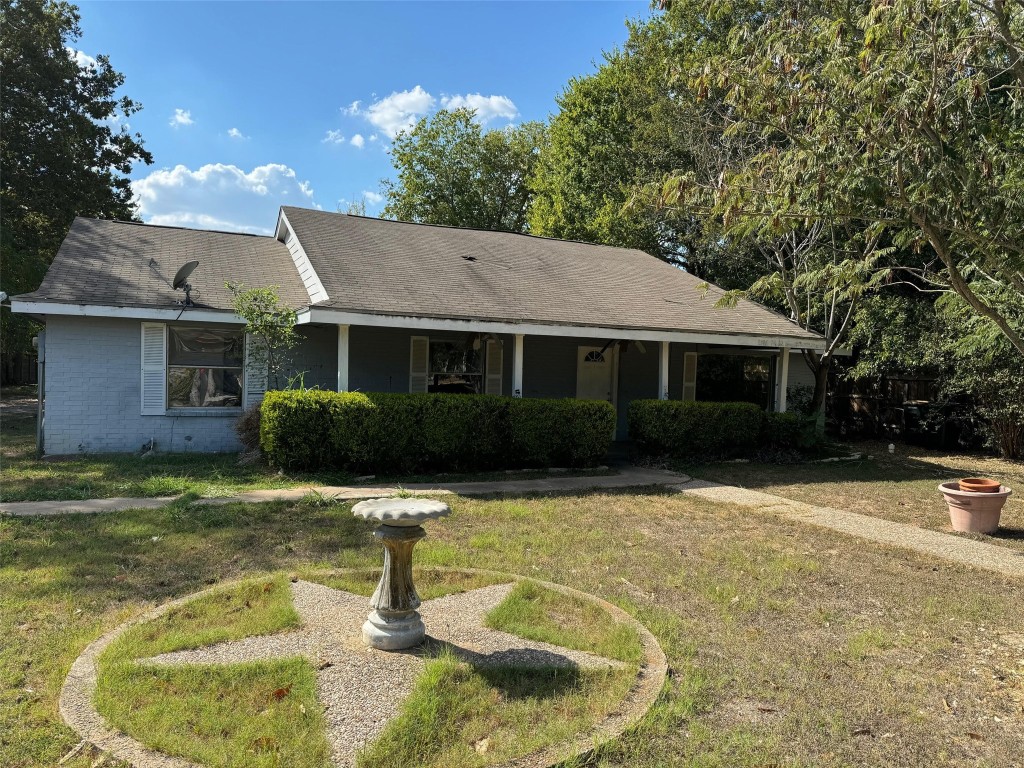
[508,397,615,468]
[761,411,819,451]
[260,390,374,470]
[628,400,765,460]
[260,391,615,473]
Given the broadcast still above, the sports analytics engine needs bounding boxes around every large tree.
[532,2,884,415]
[528,15,691,264]
[1,0,152,365]
[381,109,545,232]
[675,0,1024,356]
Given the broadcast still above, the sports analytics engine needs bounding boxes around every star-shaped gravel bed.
[138,580,626,767]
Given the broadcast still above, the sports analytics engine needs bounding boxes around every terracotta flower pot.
[958,477,1001,493]
[939,481,1012,534]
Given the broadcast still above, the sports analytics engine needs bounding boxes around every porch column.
[512,334,524,397]
[337,324,350,392]
[658,341,670,400]
[775,347,790,412]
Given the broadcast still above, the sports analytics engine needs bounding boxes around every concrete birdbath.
[352,497,451,650]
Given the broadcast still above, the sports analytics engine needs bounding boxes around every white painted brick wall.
[43,316,241,455]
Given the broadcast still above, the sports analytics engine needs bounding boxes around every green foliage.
[226,283,298,389]
[260,391,615,472]
[382,108,546,232]
[529,15,690,262]
[845,294,939,381]
[629,399,819,459]
[682,0,1024,356]
[933,290,1024,459]
[1,0,152,357]
[628,400,765,460]
[260,390,374,470]
[761,412,818,452]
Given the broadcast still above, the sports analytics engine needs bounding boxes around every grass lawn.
[0,389,611,503]
[2,488,1022,767]
[691,439,1024,552]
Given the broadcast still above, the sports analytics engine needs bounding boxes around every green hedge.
[761,411,818,451]
[260,391,615,473]
[628,400,817,460]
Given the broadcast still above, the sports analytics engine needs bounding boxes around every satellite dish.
[172,260,200,307]
[172,260,200,290]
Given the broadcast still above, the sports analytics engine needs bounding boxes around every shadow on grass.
[3,500,378,604]
[477,664,585,702]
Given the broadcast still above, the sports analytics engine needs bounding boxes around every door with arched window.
[576,346,615,403]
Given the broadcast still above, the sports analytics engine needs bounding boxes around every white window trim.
[142,322,250,414]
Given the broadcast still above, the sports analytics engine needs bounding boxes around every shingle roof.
[283,207,820,342]
[17,217,309,312]
[19,211,822,345]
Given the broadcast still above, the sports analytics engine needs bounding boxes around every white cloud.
[133,163,316,235]
[361,85,436,138]
[350,134,365,149]
[169,108,194,128]
[362,190,384,204]
[440,93,518,123]
[322,129,346,145]
[227,127,247,140]
[66,47,97,69]
[344,88,519,139]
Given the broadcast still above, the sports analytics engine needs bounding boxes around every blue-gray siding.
[43,316,241,454]
[41,317,806,454]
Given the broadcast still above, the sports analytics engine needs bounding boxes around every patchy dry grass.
[96,659,330,768]
[357,650,633,768]
[485,580,642,664]
[0,407,323,502]
[302,567,511,600]
[2,485,1022,767]
[693,439,1024,552]
[0,403,609,503]
[92,578,327,768]
[106,576,299,660]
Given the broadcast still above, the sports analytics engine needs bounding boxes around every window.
[166,327,243,408]
[695,354,771,410]
[428,339,483,394]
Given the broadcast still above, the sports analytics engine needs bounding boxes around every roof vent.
[461,255,477,262]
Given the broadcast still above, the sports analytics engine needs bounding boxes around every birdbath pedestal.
[352,498,451,650]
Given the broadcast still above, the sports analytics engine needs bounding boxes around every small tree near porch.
[227,283,298,390]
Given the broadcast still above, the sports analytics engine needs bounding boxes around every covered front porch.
[287,310,822,439]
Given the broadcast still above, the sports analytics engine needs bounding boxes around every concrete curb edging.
[60,568,668,768]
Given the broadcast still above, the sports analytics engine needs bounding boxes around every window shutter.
[243,334,269,409]
[140,323,167,415]
[485,339,503,395]
[682,352,698,402]
[409,336,429,393]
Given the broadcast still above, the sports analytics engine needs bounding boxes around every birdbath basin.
[352,498,451,650]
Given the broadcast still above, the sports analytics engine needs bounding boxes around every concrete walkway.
[674,479,1024,578]
[0,466,690,517]
[3,468,1020,578]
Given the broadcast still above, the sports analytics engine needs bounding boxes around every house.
[11,207,825,455]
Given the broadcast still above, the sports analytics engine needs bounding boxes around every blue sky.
[73,1,651,235]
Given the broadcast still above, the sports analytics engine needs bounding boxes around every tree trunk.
[805,352,832,435]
